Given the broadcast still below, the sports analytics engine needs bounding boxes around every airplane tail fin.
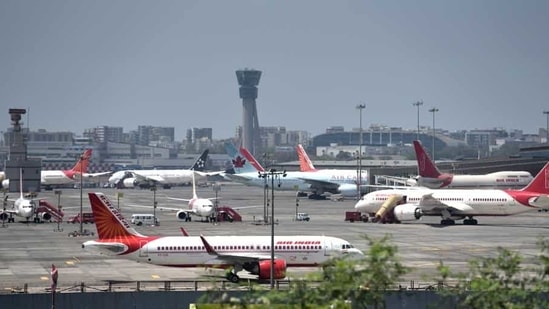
[70,149,92,174]
[239,147,265,172]
[296,144,317,172]
[190,149,209,171]
[19,168,24,199]
[413,140,441,178]
[191,172,198,200]
[224,142,259,174]
[88,192,145,240]
[520,162,549,194]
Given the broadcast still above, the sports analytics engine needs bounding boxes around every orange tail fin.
[296,144,317,172]
[413,140,441,178]
[70,149,92,174]
[88,192,144,240]
[520,162,549,193]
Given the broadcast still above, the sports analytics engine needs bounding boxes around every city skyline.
[1,1,548,140]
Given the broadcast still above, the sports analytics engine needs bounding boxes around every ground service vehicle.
[295,212,311,221]
[131,214,159,226]
[345,211,368,223]
[67,213,95,224]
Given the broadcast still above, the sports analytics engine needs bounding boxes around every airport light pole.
[412,101,423,141]
[54,190,62,232]
[79,153,84,235]
[543,111,549,143]
[212,182,221,224]
[356,104,365,200]
[258,168,286,289]
[429,107,439,162]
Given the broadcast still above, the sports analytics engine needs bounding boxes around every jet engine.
[122,178,138,188]
[338,183,361,197]
[392,204,423,222]
[176,210,191,221]
[243,259,287,280]
[2,179,9,189]
[38,212,52,222]
[0,212,8,221]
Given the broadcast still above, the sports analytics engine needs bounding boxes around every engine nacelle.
[244,259,287,280]
[2,179,9,189]
[393,204,422,221]
[338,183,361,197]
[38,212,52,221]
[122,178,138,188]
[176,210,188,221]
[0,212,9,221]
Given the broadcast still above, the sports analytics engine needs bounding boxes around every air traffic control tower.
[4,108,41,193]
[236,69,261,155]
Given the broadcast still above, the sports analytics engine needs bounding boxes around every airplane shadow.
[425,223,549,230]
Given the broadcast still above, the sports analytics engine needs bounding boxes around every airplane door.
[139,241,149,257]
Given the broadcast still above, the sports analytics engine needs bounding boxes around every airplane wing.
[125,204,181,212]
[297,177,340,192]
[417,193,474,214]
[82,172,113,178]
[131,173,166,184]
[165,196,192,202]
[200,235,275,264]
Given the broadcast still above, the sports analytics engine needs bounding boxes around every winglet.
[180,227,189,236]
[413,140,442,178]
[296,144,317,172]
[200,235,217,255]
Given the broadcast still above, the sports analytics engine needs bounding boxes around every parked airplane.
[405,140,533,189]
[108,149,209,189]
[0,170,37,223]
[354,161,549,225]
[82,192,363,283]
[162,172,217,222]
[1,149,107,190]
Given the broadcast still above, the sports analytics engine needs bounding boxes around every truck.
[67,213,95,224]
[345,211,368,223]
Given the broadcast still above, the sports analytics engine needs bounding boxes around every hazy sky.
[1,0,548,140]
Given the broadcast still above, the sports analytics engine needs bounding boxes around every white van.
[131,214,159,226]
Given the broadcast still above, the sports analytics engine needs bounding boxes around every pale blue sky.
[1,0,548,140]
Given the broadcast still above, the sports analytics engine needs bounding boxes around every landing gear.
[308,194,326,200]
[463,217,478,225]
[440,219,455,225]
[226,272,240,283]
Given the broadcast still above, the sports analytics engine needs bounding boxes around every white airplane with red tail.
[355,161,549,225]
[409,140,533,189]
[82,192,363,283]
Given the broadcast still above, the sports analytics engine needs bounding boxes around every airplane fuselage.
[417,171,533,189]
[84,235,357,267]
[356,188,544,217]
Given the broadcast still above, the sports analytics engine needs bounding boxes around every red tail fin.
[239,147,265,172]
[70,149,92,174]
[88,192,144,240]
[297,144,317,172]
[520,162,549,193]
[413,140,441,178]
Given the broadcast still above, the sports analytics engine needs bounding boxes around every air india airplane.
[1,149,106,190]
[409,140,533,189]
[82,192,363,283]
[0,170,37,223]
[354,161,549,225]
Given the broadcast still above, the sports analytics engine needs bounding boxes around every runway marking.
[151,274,160,279]
[40,276,49,281]
[65,261,75,265]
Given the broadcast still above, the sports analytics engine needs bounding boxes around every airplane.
[1,149,108,190]
[0,169,37,223]
[82,191,363,283]
[388,140,533,189]
[108,149,209,189]
[223,142,369,199]
[354,161,549,225]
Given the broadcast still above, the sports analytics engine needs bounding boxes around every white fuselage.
[109,170,196,185]
[417,171,533,189]
[188,198,214,217]
[41,170,76,185]
[84,235,361,267]
[13,197,37,219]
[356,188,542,217]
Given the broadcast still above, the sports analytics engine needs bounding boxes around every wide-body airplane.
[354,161,549,225]
[108,149,209,189]
[1,149,108,190]
[223,143,368,199]
[406,140,533,189]
[82,192,363,283]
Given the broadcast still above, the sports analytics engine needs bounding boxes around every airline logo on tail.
[296,144,317,172]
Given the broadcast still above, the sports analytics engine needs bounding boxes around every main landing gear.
[226,265,242,283]
[440,216,478,225]
[463,217,478,225]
